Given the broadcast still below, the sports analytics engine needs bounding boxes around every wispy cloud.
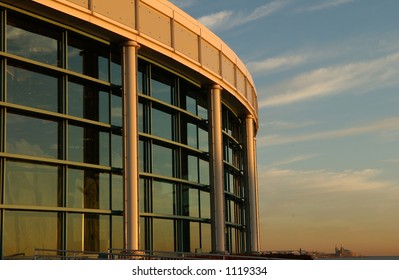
[247,54,308,74]
[267,120,318,130]
[168,0,196,9]
[259,52,399,108]
[269,154,320,168]
[258,117,399,147]
[197,0,289,31]
[261,167,391,193]
[296,0,354,13]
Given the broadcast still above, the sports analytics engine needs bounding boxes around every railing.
[33,248,275,260]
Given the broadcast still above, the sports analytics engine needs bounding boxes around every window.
[5,161,60,207]
[3,211,58,257]
[7,12,60,66]
[7,65,59,112]
[6,113,59,159]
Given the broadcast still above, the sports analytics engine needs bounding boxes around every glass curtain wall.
[0,7,123,258]
[138,60,211,253]
[222,105,246,254]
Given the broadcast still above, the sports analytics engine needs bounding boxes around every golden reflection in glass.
[200,191,210,219]
[66,213,83,251]
[152,181,174,215]
[201,223,211,253]
[190,222,200,252]
[3,211,58,257]
[5,161,59,207]
[153,219,174,252]
[112,216,124,249]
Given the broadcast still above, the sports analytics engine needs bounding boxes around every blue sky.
[170,0,399,256]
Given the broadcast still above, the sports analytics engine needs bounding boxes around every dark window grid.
[6,11,63,67]
[3,58,115,122]
[5,60,64,113]
[149,65,177,106]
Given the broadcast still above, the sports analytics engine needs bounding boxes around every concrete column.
[122,40,140,251]
[208,84,226,253]
[245,115,260,253]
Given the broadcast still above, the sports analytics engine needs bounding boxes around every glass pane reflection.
[68,169,109,210]
[152,144,173,177]
[151,108,173,140]
[6,113,58,159]
[5,161,59,207]
[152,181,174,215]
[3,211,58,257]
[201,223,211,252]
[153,219,174,252]
[7,14,59,66]
[190,222,200,252]
[7,65,58,112]
[67,213,83,251]
[151,73,173,104]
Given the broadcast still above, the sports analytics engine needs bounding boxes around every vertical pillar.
[245,115,259,253]
[208,85,226,253]
[122,40,140,251]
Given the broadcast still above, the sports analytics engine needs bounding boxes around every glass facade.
[138,60,211,253]
[0,3,258,258]
[0,7,123,258]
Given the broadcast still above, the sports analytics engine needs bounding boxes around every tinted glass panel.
[199,159,210,185]
[5,161,60,207]
[68,82,107,122]
[152,144,173,177]
[99,91,110,123]
[68,35,109,81]
[83,214,109,251]
[111,94,122,126]
[7,14,59,66]
[7,65,58,112]
[200,191,210,219]
[68,168,84,208]
[112,175,123,211]
[6,113,58,159]
[201,223,211,252]
[3,211,58,257]
[152,181,174,215]
[151,108,173,140]
[198,128,208,152]
[111,54,122,85]
[112,134,122,168]
[68,169,109,210]
[67,213,83,251]
[151,72,174,104]
[190,222,200,252]
[189,188,199,217]
[153,219,174,251]
[112,216,124,249]
[68,125,83,162]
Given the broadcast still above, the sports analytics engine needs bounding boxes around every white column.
[122,40,140,251]
[208,84,226,253]
[245,115,259,253]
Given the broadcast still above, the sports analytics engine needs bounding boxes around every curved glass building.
[0,0,259,258]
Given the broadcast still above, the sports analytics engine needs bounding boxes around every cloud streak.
[258,166,396,199]
[197,0,288,31]
[296,0,354,13]
[259,52,399,108]
[247,54,308,74]
[258,117,399,147]
[269,154,320,168]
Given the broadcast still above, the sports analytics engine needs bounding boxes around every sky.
[169,0,399,256]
